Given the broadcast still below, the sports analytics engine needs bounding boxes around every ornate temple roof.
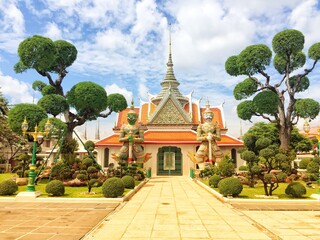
[95,130,243,146]
[151,33,189,106]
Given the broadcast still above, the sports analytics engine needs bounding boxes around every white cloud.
[0,0,26,53]
[105,83,132,105]
[44,22,62,40]
[0,71,34,104]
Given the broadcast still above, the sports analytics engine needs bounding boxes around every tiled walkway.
[84,177,274,240]
[0,202,119,240]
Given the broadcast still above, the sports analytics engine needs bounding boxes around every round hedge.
[45,180,65,196]
[209,174,221,188]
[285,182,306,198]
[299,158,311,169]
[0,180,18,195]
[218,177,243,197]
[121,175,135,189]
[102,177,124,198]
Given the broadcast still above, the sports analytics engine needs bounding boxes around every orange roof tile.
[144,130,198,143]
[95,134,121,146]
[96,130,243,147]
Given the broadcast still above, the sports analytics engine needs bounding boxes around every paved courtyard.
[0,201,119,240]
[0,177,320,240]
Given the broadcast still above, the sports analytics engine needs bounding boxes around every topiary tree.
[0,180,18,195]
[225,29,320,151]
[208,174,221,188]
[102,177,125,198]
[13,35,128,145]
[45,180,65,196]
[218,177,243,197]
[121,175,135,189]
[285,182,306,198]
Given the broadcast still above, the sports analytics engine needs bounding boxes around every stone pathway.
[84,177,273,240]
[0,202,119,240]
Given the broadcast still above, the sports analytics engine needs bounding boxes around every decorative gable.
[148,91,191,124]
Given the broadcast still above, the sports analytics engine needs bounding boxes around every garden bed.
[0,173,146,201]
[197,178,320,201]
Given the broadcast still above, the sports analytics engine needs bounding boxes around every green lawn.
[0,173,136,198]
[201,179,320,199]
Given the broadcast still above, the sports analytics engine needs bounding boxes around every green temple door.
[157,146,182,176]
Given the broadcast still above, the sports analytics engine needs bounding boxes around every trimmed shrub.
[0,180,18,195]
[102,177,124,198]
[299,158,311,169]
[121,175,135,189]
[307,162,319,173]
[218,177,243,197]
[76,173,88,181]
[45,180,65,196]
[82,157,93,167]
[87,166,98,174]
[209,174,221,188]
[238,165,248,171]
[285,182,306,198]
[276,172,287,183]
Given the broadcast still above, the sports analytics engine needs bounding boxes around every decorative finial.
[205,98,210,110]
[130,99,134,110]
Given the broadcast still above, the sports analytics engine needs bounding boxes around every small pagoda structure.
[95,37,243,176]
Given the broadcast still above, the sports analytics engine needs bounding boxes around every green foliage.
[253,91,278,114]
[294,98,320,120]
[289,76,309,93]
[238,165,248,171]
[216,156,235,177]
[208,174,221,188]
[226,29,320,151]
[32,80,47,92]
[199,166,216,178]
[233,78,258,100]
[308,42,320,60]
[285,182,306,198]
[38,94,69,117]
[299,158,311,169]
[218,177,243,197]
[38,117,67,138]
[225,55,239,76]
[0,180,18,195]
[84,140,95,152]
[51,163,72,181]
[102,177,125,198]
[107,94,128,112]
[76,173,88,181]
[237,44,272,75]
[8,103,47,134]
[236,101,255,121]
[307,161,319,174]
[13,153,31,178]
[15,35,56,72]
[66,82,108,119]
[276,172,287,182]
[52,40,77,70]
[45,180,65,196]
[82,157,93,168]
[41,85,59,95]
[87,166,98,174]
[60,139,79,154]
[121,175,135,189]
[272,29,304,55]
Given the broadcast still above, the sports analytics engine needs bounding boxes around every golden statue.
[188,100,223,168]
[112,100,151,163]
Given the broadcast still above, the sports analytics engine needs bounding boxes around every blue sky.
[1,0,320,139]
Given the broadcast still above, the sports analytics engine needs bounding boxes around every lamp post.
[21,117,52,192]
[303,119,320,195]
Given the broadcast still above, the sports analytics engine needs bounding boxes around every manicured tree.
[225,29,320,151]
[14,35,128,144]
[0,89,22,164]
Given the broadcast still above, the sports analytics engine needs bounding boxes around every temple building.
[95,39,243,176]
